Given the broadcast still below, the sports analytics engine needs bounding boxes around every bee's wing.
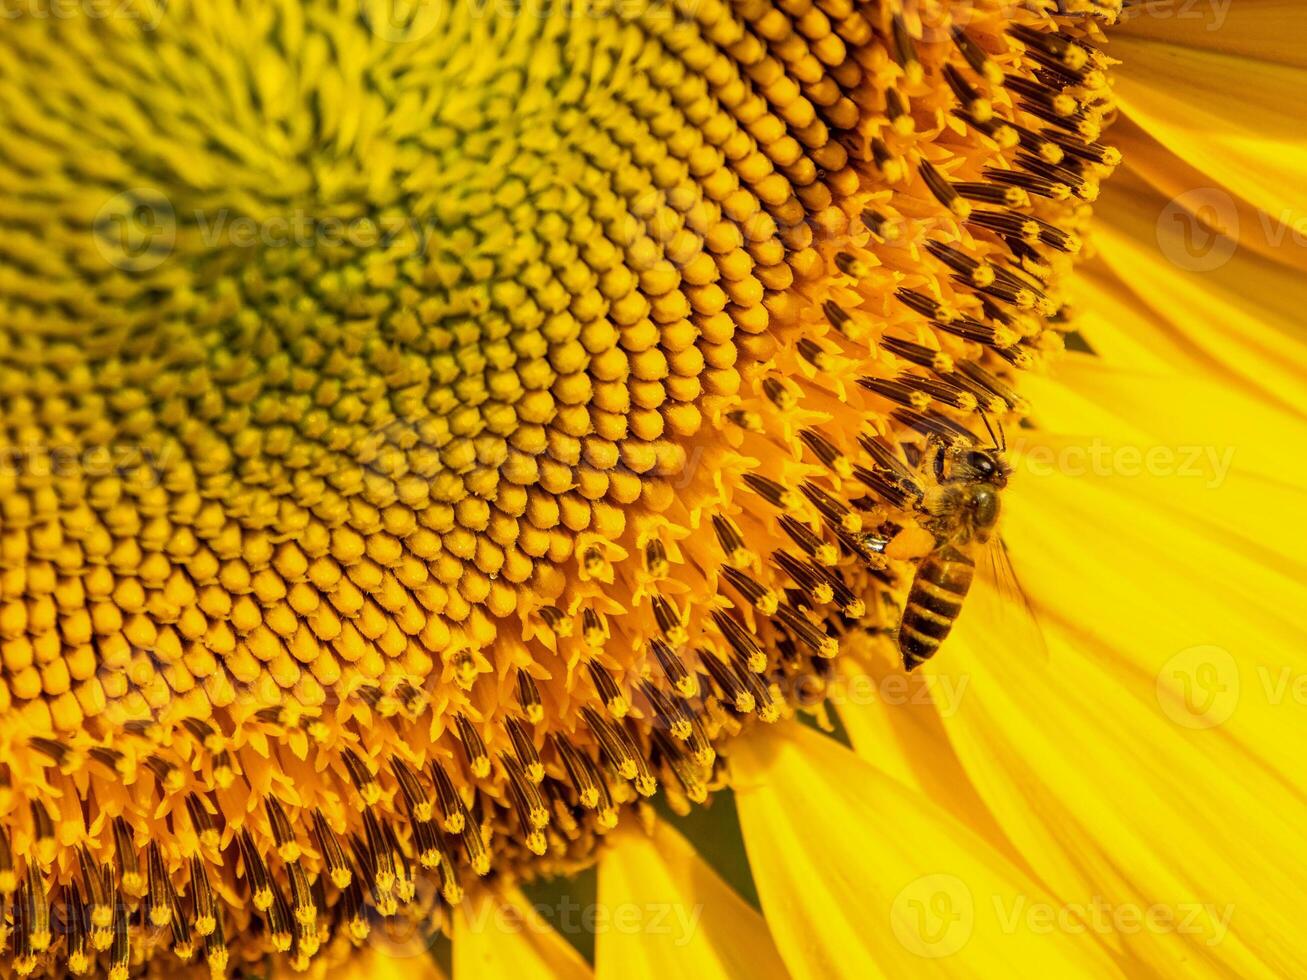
[965,535,1050,662]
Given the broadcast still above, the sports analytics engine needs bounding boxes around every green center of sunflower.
[0,0,1119,974]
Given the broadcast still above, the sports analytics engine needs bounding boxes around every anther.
[341,747,382,807]
[763,376,797,409]
[799,482,862,533]
[454,714,491,778]
[952,27,1004,85]
[111,816,142,895]
[428,760,468,834]
[311,809,353,888]
[190,856,217,936]
[652,594,688,645]
[942,63,991,121]
[581,607,607,647]
[644,538,669,578]
[538,604,572,636]
[858,375,931,410]
[860,209,899,242]
[711,609,769,673]
[881,334,955,374]
[145,840,172,927]
[391,758,433,822]
[778,514,839,566]
[712,515,752,568]
[918,160,970,218]
[799,428,853,479]
[506,717,545,783]
[699,649,756,714]
[651,637,698,698]
[925,240,994,287]
[743,473,801,510]
[238,829,275,911]
[897,374,978,411]
[721,565,781,614]
[640,680,693,741]
[774,602,839,658]
[552,734,599,809]
[265,797,301,862]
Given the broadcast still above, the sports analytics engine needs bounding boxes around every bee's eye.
[965,451,996,477]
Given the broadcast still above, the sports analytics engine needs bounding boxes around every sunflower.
[1,0,1304,977]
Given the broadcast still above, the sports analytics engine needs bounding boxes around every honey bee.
[897,427,1039,670]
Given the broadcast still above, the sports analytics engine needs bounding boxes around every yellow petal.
[1114,0,1307,69]
[930,457,1307,977]
[595,821,789,980]
[322,939,447,980]
[454,886,592,980]
[730,722,1120,978]
[1092,173,1307,416]
[1110,33,1307,224]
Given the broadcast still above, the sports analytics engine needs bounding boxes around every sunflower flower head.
[0,0,1122,974]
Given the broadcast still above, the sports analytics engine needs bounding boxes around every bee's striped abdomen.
[898,544,975,670]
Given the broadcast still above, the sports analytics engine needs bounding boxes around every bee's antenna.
[978,410,1001,452]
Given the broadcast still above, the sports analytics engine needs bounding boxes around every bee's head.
[961,447,1010,488]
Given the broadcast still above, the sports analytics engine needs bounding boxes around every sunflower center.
[0,0,1119,974]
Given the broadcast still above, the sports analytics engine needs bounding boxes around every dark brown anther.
[712,515,749,563]
[897,374,978,411]
[454,713,491,778]
[778,514,837,566]
[311,809,353,889]
[651,637,698,698]
[145,840,172,927]
[265,797,300,862]
[639,679,693,741]
[699,648,756,713]
[711,609,768,673]
[516,668,545,723]
[190,856,217,936]
[774,603,839,658]
[951,26,1004,84]
[111,816,141,894]
[237,828,274,911]
[858,375,927,409]
[822,298,854,334]
[891,407,978,443]
[721,565,778,613]
[859,210,897,242]
[762,376,795,409]
[505,716,545,782]
[109,891,129,978]
[651,594,687,642]
[428,760,469,834]
[743,472,795,509]
[341,747,382,806]
[551,734,599,809]
[391,757,432,822]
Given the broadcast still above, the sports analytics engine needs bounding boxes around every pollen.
[0,0,1119,974]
